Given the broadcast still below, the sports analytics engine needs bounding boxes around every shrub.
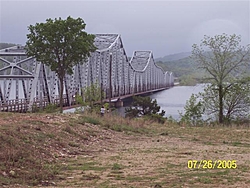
[125,96,165,123]
[81,116,101,125]
[43,104,59,113]
[179,94,204,126]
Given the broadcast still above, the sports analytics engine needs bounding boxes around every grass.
[111,163,123,170]
[79,116,101,125]
[81,162,106,171]
[65,161,107,172]
[0,112,249,187]
[75,112,154,135]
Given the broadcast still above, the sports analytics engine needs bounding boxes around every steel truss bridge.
[0,34,174,112]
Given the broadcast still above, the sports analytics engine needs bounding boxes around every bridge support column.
[115,99,123,107]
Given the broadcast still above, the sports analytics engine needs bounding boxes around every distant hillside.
[155,52,192,62]
[156,52,204,86]
[156,51,250,86]
[156,56,195,76]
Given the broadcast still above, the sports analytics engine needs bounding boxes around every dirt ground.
[57,127,250,188]
[1,113,250,188]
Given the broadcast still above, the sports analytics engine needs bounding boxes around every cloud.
[189,19,249,45]
[0,0,249,57]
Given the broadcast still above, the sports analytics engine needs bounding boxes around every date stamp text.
[187,160,237,169]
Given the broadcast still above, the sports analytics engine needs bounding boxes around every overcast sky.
[0,0,249,58]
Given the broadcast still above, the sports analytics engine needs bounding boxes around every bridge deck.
[104,87,170,102]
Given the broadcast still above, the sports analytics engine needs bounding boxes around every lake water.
[117,84,205,120]
[150,85,205,119]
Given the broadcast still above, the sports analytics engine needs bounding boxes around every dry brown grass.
[0,112,249,187]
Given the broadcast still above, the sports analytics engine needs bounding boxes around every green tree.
[179,94,204,125]
[26,16,96,113]
[224,77,250,121]
[125,96,166,123]
[200,78,250,123]
[82,82,105,108]
[75,82,106,113]
[192,34,250,123]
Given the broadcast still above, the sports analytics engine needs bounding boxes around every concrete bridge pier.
[115,98,123,107]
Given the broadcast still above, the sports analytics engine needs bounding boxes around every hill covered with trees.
[155,51,250,86]
[155,52,205,85]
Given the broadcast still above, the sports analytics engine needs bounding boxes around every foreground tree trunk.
[218,85,223,123]
[59,77,64,113]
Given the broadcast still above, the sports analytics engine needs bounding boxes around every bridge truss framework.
[0,34,174,111]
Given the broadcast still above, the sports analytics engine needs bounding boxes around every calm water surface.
[150,85,205,119]
[117,84,205,120]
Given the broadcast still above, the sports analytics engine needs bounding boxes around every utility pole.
[109,53,112,111]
